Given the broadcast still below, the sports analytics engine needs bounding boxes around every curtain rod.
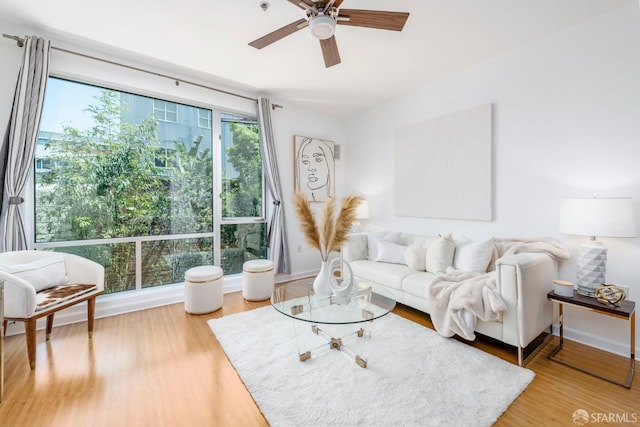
[3,33,283,109]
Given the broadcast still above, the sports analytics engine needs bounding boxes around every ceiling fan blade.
[287,0,315,9]
[249,18,308,49]
[337,9,409,31]
[320,36,341,68]
[332,0,345,8]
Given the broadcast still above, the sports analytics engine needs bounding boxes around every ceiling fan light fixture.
[309,15,336,40]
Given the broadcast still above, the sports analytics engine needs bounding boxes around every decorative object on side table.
[553,279,575,297]
[594,284,626,306]
[293,191,363,296]
[558,197,637,296]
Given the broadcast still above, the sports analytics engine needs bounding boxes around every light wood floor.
[0,291,637,426]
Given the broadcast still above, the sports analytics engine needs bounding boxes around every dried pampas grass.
[293,192,321,253]
[293,192,363,261]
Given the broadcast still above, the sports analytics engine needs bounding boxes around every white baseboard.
[4,272,317,337]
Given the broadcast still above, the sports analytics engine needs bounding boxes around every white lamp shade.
[309,15,336,40]
[559,198,637,238]
[356,200,370,220]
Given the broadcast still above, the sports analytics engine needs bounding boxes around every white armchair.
[0,250,104,369]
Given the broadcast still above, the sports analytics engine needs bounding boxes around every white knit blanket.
[427,238,570,340]
[428,269,502,340]
[492,237,571,262]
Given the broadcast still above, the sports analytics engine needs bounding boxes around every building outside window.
[152,99,178,122]
[198,108,212,129]
[34,77,266,294]
[154,147,175,168]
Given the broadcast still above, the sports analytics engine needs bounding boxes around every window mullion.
[135,239,142,290]
[213,111,223,268]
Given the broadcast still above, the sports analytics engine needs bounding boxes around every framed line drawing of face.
[294,136,335,202]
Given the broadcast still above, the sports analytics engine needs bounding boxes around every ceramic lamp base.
[576,241,607,297]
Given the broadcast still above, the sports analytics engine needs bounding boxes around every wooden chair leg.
[3,319,7,337]
[25,319,37,370]
[46,314,55,341]
[87,297,96,339]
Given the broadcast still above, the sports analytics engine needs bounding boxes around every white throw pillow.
[367,231,400,260]
[373,240,408,265]
[411,236,437,248]
[425,234,456,273]
[405,245,427,271]
[0,253,69,292]
[453,237,495,273]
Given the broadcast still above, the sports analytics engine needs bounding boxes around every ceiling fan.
[249,0,410,68]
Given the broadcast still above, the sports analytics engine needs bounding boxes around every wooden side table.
[547,290,635,389]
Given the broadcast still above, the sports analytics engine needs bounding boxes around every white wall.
[268,102,348,277]
[344,3,640,357]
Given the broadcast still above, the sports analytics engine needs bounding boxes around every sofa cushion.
[397,232,427,246]
[410,236,437,248]
[367,231,401,260]
[350,259,417,290]
[372,240,407,265]
[454,237,494,273]
[405,245,427,271]
[425,234,455,273]
[0,253,69,292]
[402,271,438,301]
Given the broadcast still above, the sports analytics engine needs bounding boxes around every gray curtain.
[257,97,290,274]
[0,36,51,252]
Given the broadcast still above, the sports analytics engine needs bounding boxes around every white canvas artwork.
[394,104,493,221]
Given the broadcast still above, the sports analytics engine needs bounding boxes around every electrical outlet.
[297,244,302,253]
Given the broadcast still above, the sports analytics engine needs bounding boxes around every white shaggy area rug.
[208,306,534,427]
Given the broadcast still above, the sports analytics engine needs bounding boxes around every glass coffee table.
[271,277,396,368]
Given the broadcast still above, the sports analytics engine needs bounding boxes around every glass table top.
[271,277,396,325]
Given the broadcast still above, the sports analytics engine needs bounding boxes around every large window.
[34,77,266,294]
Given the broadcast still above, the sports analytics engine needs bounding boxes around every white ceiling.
[0,0,634,116]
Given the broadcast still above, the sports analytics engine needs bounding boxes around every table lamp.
[352,199,370,232]
[559,197,637,296]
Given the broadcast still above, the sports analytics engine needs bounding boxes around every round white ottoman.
[242,259,275,301]
[184,265,224,314]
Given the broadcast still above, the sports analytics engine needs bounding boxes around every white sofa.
[342,231,560,365]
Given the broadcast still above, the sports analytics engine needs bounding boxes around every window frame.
[218,111,266,224]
